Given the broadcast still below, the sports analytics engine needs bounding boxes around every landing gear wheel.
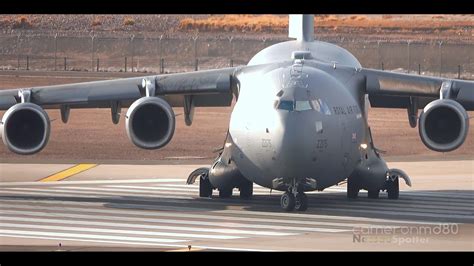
[239,180,253,199]
[295,192,308,211]
[218,188,233,198]
[280,192,296,211]
[386,176,399,199]
[367,189,380,199]
[199,176,213,197]
[347,177,360,199]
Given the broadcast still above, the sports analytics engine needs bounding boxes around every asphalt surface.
[0,161,472,251]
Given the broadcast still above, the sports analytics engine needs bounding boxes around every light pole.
[228,36,234,66]
[193,35,198,71]
[90,32,95,72]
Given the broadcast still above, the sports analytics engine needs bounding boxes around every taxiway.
[0,159,472,251]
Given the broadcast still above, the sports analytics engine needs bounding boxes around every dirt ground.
[0,71,472,162]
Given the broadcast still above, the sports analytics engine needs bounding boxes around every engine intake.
[419,99,469,152]
[1,103,50,155]
[125,97,175,149]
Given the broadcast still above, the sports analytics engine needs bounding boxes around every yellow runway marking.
[39,164,98,182]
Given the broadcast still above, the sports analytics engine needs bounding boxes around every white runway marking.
[0,207,351,233]
[3,187,194,200]
[5,185,471,211]
[0,213,297,236]
[0,178,185,186]
[0,222,239,240]
[0,234,275,251]
[0,198,457,226]
[0,177,472,250]
[0,229,186,243]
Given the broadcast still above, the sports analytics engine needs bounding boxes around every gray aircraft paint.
[228,53,367,190]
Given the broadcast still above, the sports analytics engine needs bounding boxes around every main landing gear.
[188,167,254,199]
[386,175,399,199]
[196,169,213,197]
[346,171,401,200]
[280,180,308,212]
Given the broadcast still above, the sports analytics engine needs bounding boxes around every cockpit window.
[277,100,294,111]
[295,101,312,111]
[314,99,331,115]
[275,98,331,114]
[309,100,321,112]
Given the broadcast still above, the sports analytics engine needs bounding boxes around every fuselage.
[227,40,369,191]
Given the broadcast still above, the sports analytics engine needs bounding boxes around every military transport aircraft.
[0,15,472,211]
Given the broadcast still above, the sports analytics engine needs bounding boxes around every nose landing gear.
[280,179,308,211]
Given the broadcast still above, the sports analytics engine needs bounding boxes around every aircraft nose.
[272,111,323,176]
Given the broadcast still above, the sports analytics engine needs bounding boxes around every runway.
[0,160,472,251]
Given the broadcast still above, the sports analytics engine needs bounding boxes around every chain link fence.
[0,31,472,79]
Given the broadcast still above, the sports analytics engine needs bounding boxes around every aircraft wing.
[361,68,474,111]
[0,67,238,110]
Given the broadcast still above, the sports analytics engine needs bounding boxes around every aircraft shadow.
[1,189,472,224]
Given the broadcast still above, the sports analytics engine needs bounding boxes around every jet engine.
[0,103,50,155]
[125,97,175,149]
[419,99,469,152]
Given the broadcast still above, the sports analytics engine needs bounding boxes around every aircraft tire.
[367,189,380,199]
[199,176,213,197]
[219,188,233,198]
[239,180,253,199]
[387,176,399,199]
[281,192,296,211]
[295,192,308,211]
[347,177,359,199]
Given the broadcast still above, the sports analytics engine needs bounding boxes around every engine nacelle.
[125,97,175,149]
[0,103,50,155]
[419,99,469,152]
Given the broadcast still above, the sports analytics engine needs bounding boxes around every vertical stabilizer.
[288,14,314,42]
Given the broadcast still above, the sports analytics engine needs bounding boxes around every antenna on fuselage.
[288,14,314,42]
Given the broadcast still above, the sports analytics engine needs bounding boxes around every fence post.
[407,40,411,73]
[230,59,233,67]
[54,33,58,71]
[124,57,127,72]
[438,41,443,77]
[160,58,164,74]
[158,35,164,74]
[458,65,461,79]
[130,35,135,73]
[381,62,384,71]
[16,33,21,71]
[64,57,67,71]
[97,58,99,72]
[195,59,198,71]
[26,55,29,70]
[418,64,421,75]
[377,40,382,69]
